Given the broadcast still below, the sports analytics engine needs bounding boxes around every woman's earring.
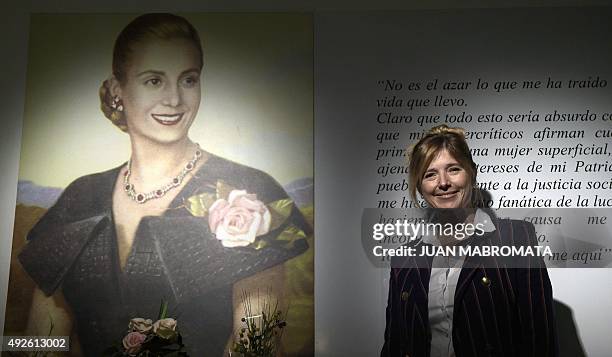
[109,95,124,124]
[110,95,124,112]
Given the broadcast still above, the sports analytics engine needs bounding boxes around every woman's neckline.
[108,150,216,275]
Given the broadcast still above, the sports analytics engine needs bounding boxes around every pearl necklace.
[124,144,203,204]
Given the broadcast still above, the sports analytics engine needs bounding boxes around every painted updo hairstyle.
[99,13,203,132]
[408,125,482,208]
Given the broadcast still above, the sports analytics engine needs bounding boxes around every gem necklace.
[124,144,203,204]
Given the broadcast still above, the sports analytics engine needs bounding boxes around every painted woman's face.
[420,149,472,209]
[117,38,201,144]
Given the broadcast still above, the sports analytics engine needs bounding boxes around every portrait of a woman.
[13,13,312,356]
[381,125,558,356]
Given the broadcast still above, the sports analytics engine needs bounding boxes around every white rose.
[153,318,178,339]
[128,317,153,333]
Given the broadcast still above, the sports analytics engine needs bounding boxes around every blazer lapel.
[454,230,496,303]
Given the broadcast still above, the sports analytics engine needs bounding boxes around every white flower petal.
[208,198,229,212]
[221,239,251,248]
[228,190,248,205]
[257,208,272,236]
[246,213,261,242]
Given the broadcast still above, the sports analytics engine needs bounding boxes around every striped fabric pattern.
[381,219,558,357]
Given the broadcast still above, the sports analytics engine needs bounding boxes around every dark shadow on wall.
[555,300,586,357]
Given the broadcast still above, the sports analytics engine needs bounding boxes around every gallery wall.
[1,1,611,356]
[314,7,612,357]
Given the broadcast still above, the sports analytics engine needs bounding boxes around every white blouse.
[422,209,496,357]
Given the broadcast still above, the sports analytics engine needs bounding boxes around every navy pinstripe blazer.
[381,219,558,357]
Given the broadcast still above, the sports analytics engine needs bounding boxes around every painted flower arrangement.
[105,301,187,356]
[231,291,287,357]
[185,180,305,250]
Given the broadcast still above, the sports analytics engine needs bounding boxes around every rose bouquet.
[105,301,187,356]
[231,291,287,357]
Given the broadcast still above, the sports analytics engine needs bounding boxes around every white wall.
[314,8,612,357]
[2,2,610,356]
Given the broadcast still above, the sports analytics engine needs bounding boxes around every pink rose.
[208,190,272,247]
[122,331,146,356]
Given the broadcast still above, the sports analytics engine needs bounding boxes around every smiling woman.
[419,149,471,209]
[14,13,312,356]
[382,125,558,357]
[109,38,202,144]
[407,125,479,210]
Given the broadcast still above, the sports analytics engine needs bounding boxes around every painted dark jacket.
[381,219,558,357]
[19,155,310,356]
